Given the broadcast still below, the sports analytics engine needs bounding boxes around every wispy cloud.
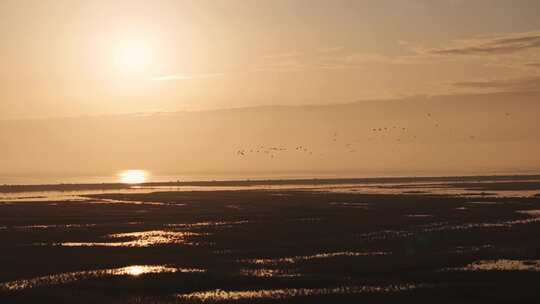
[425,31,540,56]
[152,73,224,81]
[256,59,308,72]
[526,62,540,68]
[450,76,540,92]
[258,43,446,72]
[257,50,409,72]
[257,31,540,74]
[317,46,344,53]
[262,51,302,59]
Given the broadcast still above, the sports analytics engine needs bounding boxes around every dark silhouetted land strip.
[1,182,540,303]
[2,174,540,192]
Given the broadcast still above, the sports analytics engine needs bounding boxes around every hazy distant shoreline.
[2,174,540,193]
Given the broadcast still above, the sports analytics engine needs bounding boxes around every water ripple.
[239,268,300,278]
[176,283,427,301]
[0,265,205,291]
[241,251,390,265]
[59,230,201,247]
[448,259,540,272]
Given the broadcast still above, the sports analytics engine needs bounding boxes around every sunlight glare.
[124,265,145,276]
[119,170,148,184]
[115,40,153,74]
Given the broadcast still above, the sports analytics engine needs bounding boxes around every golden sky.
[1,0,540,119]
[1,0,540,180]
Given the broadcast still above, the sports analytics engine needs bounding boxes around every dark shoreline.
[2,174,540,193]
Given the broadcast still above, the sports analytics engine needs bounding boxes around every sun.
[119,170,148,184]
[115,40,153,74]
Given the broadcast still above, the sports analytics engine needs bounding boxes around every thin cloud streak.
[450,76,540,93]
[526,62,540,68]
[152,73,224,81]
[257,30,540,73]
[262,51,302,59]
[426,31,540,56]
[256,51,431,72]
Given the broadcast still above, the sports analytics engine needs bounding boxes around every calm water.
[1,178,539,203]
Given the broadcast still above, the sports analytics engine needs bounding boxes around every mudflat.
[1,181,540,303]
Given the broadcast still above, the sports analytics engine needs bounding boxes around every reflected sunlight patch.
[0,265,205,291]
[59,230,201,247]
[118,170,149,184]
[447,260,540,272]
[241,251,390,266]
[176,283,428,301]
[239,268,300,278]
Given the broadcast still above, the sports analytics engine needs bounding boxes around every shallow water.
[241,251,390,265]
[166,220,252,229]
[89,198,177,206]
[422,218,540,232]
[467,201,502,205]
[448,245,494,255]
[0,265,204,291]
[2,180,540,303]
[59,230,201,247]
[516,210,540,217]
[175,283,427,301]
[358,230,414,241]
[450,260,540,272]
[288,217,322,222]
[2,178,540,204]
[325,182,540,198]
[365,209,540,239]
[239,268,300,278]
[11,223,99,230]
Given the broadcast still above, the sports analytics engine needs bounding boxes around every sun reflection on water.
[123,265,146,276]
[0,265,205,291]
[241,251,390,265]
[448,259,540,272]
[176,284,427,301]
[118,170,149,184]
[59,230,201,247]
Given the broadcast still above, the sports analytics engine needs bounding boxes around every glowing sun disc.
[115,40,153,73]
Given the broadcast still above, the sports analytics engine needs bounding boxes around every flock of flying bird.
[236,145,313,158]
[235,112,512,159]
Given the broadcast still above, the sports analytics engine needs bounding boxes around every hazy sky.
[1,0,540,119]
[1,1,540,182]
